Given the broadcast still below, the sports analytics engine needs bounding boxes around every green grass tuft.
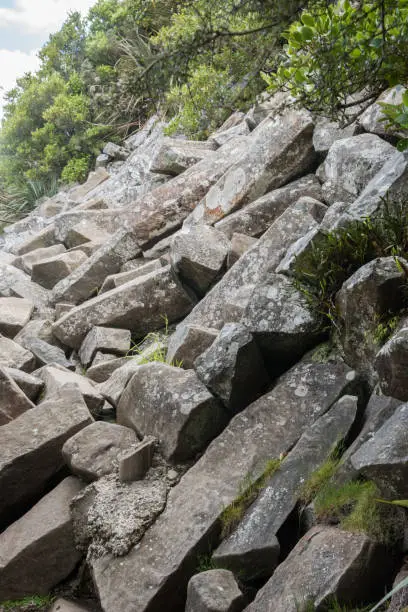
[0,594,55,611]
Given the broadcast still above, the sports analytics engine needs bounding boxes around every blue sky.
[0,0,96,119]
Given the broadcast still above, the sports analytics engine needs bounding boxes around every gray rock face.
[32,250,88,289]
[52,265,196,349]
[0,297,33,338]
[186,110,315,227]
[313,117,358,154]
[227,233,258,268]
[16,244,66,274]
[0,335,35,372]
[359,86,408,139]
[171,226,231,296]
[186,570,245,612]
[209,120,250,147]
[4,367,44,401]
[214,175,322,239]
[53,210,119,244]
[213,396,358,580]
[194,323,269,414]
[62,421,138,481]
[117,363,227,462]
[86,355,128,383]
[51,229,142,305]
[244,527,385,612]
[68,167,109,202]
[0,366,35,425]
[180,197,326,332]
[91,358,354,612]
[0,477,83,600]
[241,273,323,373]
[151,138,216,175]
[336,257,406,382]
[13,225,58,256]
[20,336,74,370]
[65,219,111,249]
[100,258,164,293]
[103,141,129,161]
[351,402,408,498]
[79,326,131,366]
[375,327,408,400]
[39,365,105,414]
[167,324,218,369]
[318,134,396,204]
[0,385,92,524]
[0,263,49,309]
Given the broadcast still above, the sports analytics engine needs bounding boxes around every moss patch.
[0,595,55,612]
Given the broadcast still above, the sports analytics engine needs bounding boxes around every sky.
[0,0,96,119]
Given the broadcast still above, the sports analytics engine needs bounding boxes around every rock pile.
[1,87,408,612]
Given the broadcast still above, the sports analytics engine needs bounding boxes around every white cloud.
[0,0,96,35]
[0,48,41,119]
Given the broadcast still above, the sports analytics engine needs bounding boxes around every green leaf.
[349,47,361,58]
[402,90,408,107]
[301,13,315,27]
[300,26,314,41]
[370,576,408,611]
[376,498,408,508]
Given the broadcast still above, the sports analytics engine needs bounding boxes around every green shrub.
[380,88,408,151]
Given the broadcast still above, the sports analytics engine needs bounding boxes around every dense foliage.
[0,0,407,215]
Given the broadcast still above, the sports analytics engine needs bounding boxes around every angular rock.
[51,229,142,305]
[53,210,120,244]
[79,326,131,367]
[359,86,408,140]
[318,134,396,204]
[91,358,354,612]
[195,323,269,414]
[313,117,358,155]
[336,257,406,382]
[186,570,245,612]
[227,233,258,268]
[68,167,109,202]
[0,477,83,600]
[20,336,74,369]
[151,138,216,175]
[0,263,49,309]
[62,421,138,482]
[209,121,251,147]
[351,401,408,498]
[187,111,315,227]
[180,197,326,331]
[0,366,35,425]
[86,355,129,384]
[100,259,164,293]
[0,335,35,372]
[0,297,34,338]
[39,365,105,414]
[96,153,110,169]
[245,91,295,129]
[171,226,231,296]
[213,396,358,580]
[55,302,75,319]
[4,367,44,401]
[241,273,323,374]
[0,386,92,524]
[103,141,129,161]
[118,363,227,462]
[167,324,218,369]
[14,318,59,348]
[53,265,196,349]
[32,250,88,289]
[65,220,111,249]
[214,175,322,239]
[375,326,408,400]
[244,527,386,611]
[16,244,66,274]
[119,436,155,482]
[13,225,58,256]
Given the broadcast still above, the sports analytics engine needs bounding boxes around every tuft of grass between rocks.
[0,594,55,612]
[296,597,374,611]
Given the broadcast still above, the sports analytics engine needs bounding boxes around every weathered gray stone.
[0,335,35,372]
[53,265,196,349]
[118,363,227,462]
[0,477,83,600]
[209,121,251,147]
[195,323,269,414]
[317,134,396,204]
[39,365,105,414]
[20,336,74,369]
[0,385,92,524]
[0,366,35,425]
[13,225,58,256]
[359,86,408,140]
[186,110,315,227]
[91,358,354,612]
[51,229,142,305]
[375,327,408,400]
[167,324,218,369]
[95,153,110,169]
[180,197,326,332]
[171,226,231,296]
[336,257,406,382]
[53,210,120,244]
[65,220,111,249]
[14,318,58,348]
[241,273,323,373]
[86,355,129,383]
[55,302,75,319]
[0,263,49,309]
[213,396,358,580]
[0,297,34,338]
[103,141,130,161]
[119,436,156,482]
[100,259,164,293]
[244,527,385,612]
[227,233,258,268]
[151,138,216,175]
[4,367,44,401]
[68,167,110,202]
[32,250,88,290]
[79,326,131,367]
[186,570,245,612]
[62,421,138,482]
[16,244,66,274]
[245,91,295,129]
[214,175,322,239]
[313,117,358,154]
[351,401,408,497]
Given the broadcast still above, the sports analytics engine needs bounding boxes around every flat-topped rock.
[16,244,66,274]
[186,570,245,612]
[91,358,354,612]
[0,335,36,372]
[38,365,105,414]
[79,326,131,367]
[167,324,218,369]
[0,477,83,600]
[100,259,164,293]
[0,297,34,338]
[151,138,216,175]
[32,250,88,289]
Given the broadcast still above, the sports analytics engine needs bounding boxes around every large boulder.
[375,326,408,400]
[79,326,131,367]
[15,244,66,274]
[38,365,105,414]
[52,265,196,349]
[185,570,245,612]
[0,385,92,525]
[194,323,269,414]
[0,366,35,425]
[151,138,216,175]
[185,110,315,227]
[0,297,33,338]
[317,134,396,204]
[166,324,218,369]
[117,363,227,462]
[0,477,83,600]
[31,250,88,289]
[91,358,355,612]
[244,527,386,611]
[359,86,408,140]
